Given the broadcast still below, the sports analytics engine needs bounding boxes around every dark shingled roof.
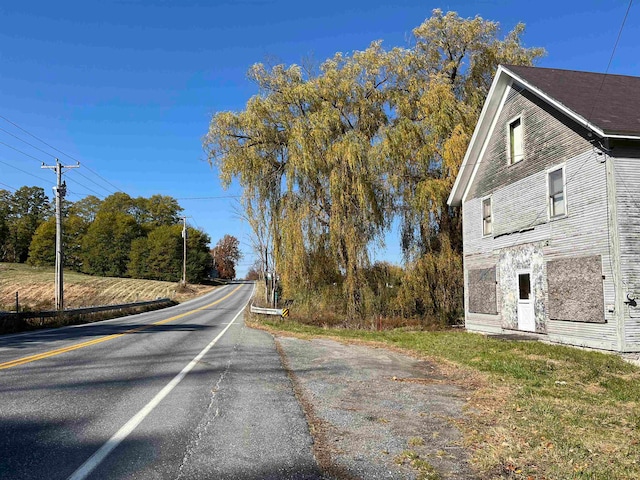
[504,64,640,137]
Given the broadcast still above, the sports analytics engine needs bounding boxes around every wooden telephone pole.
[42,159,79,311]
[181,216,187,286]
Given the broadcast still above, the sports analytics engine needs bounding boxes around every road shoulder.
[275,335,477,480]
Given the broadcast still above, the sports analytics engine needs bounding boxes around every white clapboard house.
[448,64,640,352]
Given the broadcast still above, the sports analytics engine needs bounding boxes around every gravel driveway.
[275,336,477,480]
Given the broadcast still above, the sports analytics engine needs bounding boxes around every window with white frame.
[509,117,524,164]
[482,197,492,236]
[548,166,566,218]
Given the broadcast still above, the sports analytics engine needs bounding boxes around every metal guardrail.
[250,304,289,317]
[0,298,173,323]
[0,297,177,335]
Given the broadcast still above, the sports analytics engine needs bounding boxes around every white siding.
[463,148,620,349]
[614,153,640,350]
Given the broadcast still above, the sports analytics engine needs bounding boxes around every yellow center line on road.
[0,284,244,371]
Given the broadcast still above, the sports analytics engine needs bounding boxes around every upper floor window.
[548,166,566,218]
[508,116,524,164]
[482,197,492,236]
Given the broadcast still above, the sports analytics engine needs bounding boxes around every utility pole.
[181,216,187,286]
[42,159,79,311]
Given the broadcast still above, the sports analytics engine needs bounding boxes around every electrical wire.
[187,216,202,231]
[0,114,123,193]
[0,158,51,184]
[0,114,79,161]
[0,135,111,196]
[62,177,106,199]
[0,141,46,164]
[70,169,116,194]
[0,126,56,160]
[587,0,634,123]
[174,195,242,200]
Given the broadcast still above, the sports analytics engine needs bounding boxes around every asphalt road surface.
[0,282,323,480]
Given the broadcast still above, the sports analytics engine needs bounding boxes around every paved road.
[0,282,322,480]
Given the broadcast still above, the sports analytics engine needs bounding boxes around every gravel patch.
[276,337,477,479]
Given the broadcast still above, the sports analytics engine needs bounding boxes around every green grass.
[252,318,640,479]
[395,450,441,480]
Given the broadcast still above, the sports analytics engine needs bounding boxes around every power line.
[66,190,100,199]
[185,215,202,231]
[0,114,79,162]
[80,163,122,193]
[0,126,56,160]
[0,141,47,164]
[71,169,117,194]
[174,195,242,200]
[0,182,17,191]
[64,176,107,199]
[0,114,123,193]
[0,158,51,184]
[0,137,113,196]
[0,155,104,199]
[0,154,106,199]
[0,128,114,195]
[587,0,633,123]
[65,169,113,196]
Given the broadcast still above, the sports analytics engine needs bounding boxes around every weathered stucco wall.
[498,243,546,332]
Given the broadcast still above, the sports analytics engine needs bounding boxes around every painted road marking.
[0,284,244,371]
[0,285,230,344]
[66,286,254,480]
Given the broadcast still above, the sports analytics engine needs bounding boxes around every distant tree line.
[0,187,224,283]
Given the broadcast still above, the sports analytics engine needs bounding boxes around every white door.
[517,271,535,332]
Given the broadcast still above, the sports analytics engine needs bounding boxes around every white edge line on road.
[66,283,254,480]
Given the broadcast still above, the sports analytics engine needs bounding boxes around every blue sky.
[0,0,638,276]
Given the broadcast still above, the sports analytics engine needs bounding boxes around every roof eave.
[602,130,640,140]
[448,66,511,206]
[504,68,640,141]
[448,66,640,208]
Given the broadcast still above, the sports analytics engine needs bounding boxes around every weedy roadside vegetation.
[251,316,640,480]
[395,449,441,480]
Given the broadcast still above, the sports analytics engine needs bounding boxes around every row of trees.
[204,10,544,324]
[0,187,239,282]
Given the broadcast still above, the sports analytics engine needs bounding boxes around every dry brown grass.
[0,263,214,311]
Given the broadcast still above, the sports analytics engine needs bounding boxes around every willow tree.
[205,43,393,321]
[205,10,543,324]
[381,10,544,323]
[385,10,545,259]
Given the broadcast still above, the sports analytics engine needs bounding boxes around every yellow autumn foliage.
[204,10,544,326]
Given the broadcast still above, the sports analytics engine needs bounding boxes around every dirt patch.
[276,336,477,479]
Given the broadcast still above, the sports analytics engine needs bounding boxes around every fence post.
[15,292,19,313]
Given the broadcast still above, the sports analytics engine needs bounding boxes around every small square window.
[509,117,523,164]
[518,273,531,300]
[482,197,492,236]
[548,167,566,218]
